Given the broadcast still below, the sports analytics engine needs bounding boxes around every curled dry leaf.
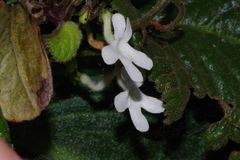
[0,0,53,122]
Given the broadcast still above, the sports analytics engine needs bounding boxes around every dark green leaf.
[0,111,9,143]
[9,89,212,159]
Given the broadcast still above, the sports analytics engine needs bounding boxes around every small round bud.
[44,21,82,62]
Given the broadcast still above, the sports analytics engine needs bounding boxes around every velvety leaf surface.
[169,0,240,150]
[0,1,53,121]
[0,111,10,142]
[168,24,240,149]
[138,36,189,125]
[181,0,240,43]
[8,78,214,159]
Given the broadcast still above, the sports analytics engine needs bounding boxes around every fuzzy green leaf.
[44,21,82,62]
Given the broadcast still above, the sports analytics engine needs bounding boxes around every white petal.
[80,74,114,91]
[122,18,132,42]
[129,104,149,132]
[129,85,142,101]
[120,43,153,70]
[120,67,134,87]
[117,67,143,89]
[102,11,114,44]
[141,92,165,113]
[120,58,143,82]
[116,72,128,90]
[124,67,144,88]
[112,13,126,40]
[114,91,128,112]
[101,41,119,65]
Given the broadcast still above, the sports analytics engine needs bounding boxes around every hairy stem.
[131,0,185,31]
[89,0,112,21]
[131,0,170,29]
[82,24,106,50]
[161,0,186,31]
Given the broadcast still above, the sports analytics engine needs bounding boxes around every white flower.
[114,67,165,132]
[80,73,114,91]
[101,13,153,82]
[102,10,114,44]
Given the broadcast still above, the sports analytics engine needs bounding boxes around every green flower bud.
[79,5,91,24]
[45,21,82,62]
